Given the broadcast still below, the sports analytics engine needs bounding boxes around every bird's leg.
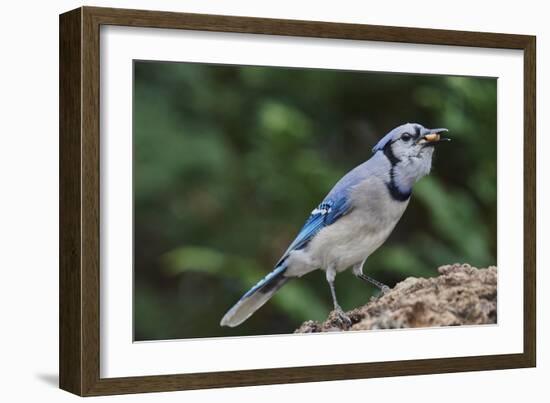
[326,267,352,328]
[352,260,391,294]
[359,274,391,294]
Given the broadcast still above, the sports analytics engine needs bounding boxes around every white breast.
[285,176,409,277]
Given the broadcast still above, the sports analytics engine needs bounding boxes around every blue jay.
[221,123,449,327]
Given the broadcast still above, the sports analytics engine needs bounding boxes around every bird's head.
[373,123,450,160]
[372,123,450,193]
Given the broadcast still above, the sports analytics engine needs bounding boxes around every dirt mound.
[296,263,497,333]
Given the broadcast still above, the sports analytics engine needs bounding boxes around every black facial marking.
[383,142,400,166]
[383,142,412,202]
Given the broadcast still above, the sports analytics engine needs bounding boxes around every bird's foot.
[380,285,391,295]
[330,307,353,330]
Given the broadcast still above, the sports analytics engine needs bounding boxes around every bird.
[220,123,450,328]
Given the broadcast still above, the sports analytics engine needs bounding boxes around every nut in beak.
[424,133,441,142]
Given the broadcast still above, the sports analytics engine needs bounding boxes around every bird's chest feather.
[307,177,409,271]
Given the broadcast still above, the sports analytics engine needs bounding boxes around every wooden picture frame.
[59,6,536,396]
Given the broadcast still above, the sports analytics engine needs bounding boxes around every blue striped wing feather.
[276,196,351,267]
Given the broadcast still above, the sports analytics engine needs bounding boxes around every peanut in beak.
[424,133,441,142]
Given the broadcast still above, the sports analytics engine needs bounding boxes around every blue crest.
[372,130,397,153]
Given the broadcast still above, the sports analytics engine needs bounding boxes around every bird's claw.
[380,285,391,295]
[332,307,352,330]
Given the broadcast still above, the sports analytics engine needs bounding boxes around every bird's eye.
[401,133,412,141]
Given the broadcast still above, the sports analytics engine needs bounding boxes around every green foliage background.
[133,61,497,341]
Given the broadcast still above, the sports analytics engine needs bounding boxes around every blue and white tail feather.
[220,263,289,327]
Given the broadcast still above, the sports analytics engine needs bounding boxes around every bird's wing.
[275,194,352,267]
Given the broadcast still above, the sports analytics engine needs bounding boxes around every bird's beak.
[420,128,450,145]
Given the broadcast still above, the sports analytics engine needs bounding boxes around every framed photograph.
[59,6,536,396]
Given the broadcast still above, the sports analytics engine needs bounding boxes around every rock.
[295,263,497,333]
